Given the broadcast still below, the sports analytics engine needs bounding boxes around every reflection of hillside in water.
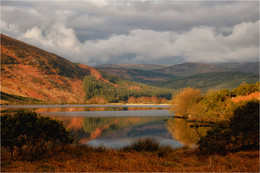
[166,118,210,147]
[82,117,163,139]
[54,116,165,144]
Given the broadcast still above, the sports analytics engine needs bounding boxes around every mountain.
[215,62,259,74]
[152,62,231,77]
[97,67,178,84]
[0,34,172,104]
[158,71,259,92]
[97,62,259,88]
[95,64,171,70]
[0,34,93,104]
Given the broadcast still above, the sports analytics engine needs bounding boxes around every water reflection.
[166,118,210,147]
[56,116,210,148]
[55,116,180,148]
[0,105,211,149]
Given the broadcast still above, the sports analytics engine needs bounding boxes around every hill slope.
[95,64,170,70]
[159,71,259,91]
[152,62,231,77]
[0,34,92,103]
[215,62,259,74]
[97,67,178,84]
[0,34,173,104]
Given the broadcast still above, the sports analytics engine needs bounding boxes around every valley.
[1,34,259,104]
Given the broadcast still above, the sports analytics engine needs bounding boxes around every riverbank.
[1,145,258,172]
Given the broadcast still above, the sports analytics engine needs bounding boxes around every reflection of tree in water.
[166,118,209,147]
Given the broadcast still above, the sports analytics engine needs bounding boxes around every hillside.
[95,64,170,70]
[82,71,173,103]
[152,62,231,77]
[0,34,173,104]
[158,71,259,92]
[97,67,178,84]
[0,34,94,104]
[215,62,259,74]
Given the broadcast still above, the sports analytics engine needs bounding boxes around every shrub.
[229,100,259,150]
[122,138,161,152]
[1,110,72,160]
[197,121,231,155]
[197,100,259,155]
[232,82,259,96]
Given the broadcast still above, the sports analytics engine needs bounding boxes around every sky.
[1,0,259,66]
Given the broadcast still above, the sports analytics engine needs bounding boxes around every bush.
[197,121,231,155]
[229,100,259,150]
[171,88,203,117]
[1,111,72,160]
[231,82,259,96]
[197,100,259,155]
[122,138,161,152]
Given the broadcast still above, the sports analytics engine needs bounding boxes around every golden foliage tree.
[171,87,203,118]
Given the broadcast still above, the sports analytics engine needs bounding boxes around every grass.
[1,139,259,172]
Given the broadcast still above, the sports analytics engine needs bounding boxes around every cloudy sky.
[1,0,259,65]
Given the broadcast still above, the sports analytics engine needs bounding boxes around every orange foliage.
[87,97,108,104]
[231,92,260,103]
[78,63,119,88]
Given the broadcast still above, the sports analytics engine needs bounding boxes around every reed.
[1,143,258,172]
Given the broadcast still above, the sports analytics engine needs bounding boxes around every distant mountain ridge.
[215,62,259,74]
[97,67,178,84]
[152,62,231,76]
[159,71,259,92]
[98,62,259,91]
[95,64,171,70]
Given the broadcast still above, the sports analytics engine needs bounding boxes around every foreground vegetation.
[1,140,259,172]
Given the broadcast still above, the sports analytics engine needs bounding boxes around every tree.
[171,87,203,117]
[1,111,72,160]
[83,76,97,100]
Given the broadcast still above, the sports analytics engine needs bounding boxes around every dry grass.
[1,145,259,172]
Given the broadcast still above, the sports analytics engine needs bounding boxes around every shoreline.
[0,103,171,108]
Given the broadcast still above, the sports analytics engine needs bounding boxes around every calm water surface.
[1,105,207,149]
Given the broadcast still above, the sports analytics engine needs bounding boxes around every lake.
[0,105,206,149]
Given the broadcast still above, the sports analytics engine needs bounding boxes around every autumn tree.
[171,87,203,118]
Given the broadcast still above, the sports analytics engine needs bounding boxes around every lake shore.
[0,103,171,108]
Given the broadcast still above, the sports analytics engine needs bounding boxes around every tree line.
[82,75,173,103]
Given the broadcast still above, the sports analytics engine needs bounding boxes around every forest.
[82,73,173,104]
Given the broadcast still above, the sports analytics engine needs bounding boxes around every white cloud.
[79,21,259,64]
